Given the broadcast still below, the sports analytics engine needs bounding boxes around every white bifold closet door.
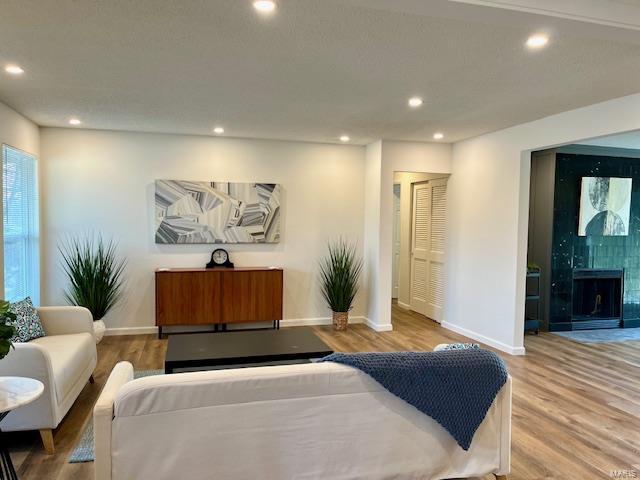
[410,178,447,322]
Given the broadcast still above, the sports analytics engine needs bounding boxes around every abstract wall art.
[155,180,281,244]
[578,177,632,236]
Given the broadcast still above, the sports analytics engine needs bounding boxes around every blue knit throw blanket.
[318,350,508,450]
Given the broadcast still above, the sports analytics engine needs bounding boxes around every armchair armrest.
[0,343,57,428]
[94,361,134,480]
[37,306,94,338]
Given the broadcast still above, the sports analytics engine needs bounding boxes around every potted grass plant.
[319,239,363,331]
[59,235,126,343]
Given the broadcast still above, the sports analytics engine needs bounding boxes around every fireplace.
[571,269,623,330]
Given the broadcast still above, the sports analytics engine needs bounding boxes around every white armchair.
[0,306,97,454]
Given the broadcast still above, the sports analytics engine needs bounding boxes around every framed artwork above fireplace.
[578,176,632,236]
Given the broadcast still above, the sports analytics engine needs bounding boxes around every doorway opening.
[526,130,640,341]
[392,171,450,325]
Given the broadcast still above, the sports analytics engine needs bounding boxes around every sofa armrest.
[0,343,57,428]
[37,306,94,339]
[495,375,512,477]
[94,361,134,480]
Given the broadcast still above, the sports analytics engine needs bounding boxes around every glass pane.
[2,145,39,304]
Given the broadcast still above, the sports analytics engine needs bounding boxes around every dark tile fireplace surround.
[530,146,640,332]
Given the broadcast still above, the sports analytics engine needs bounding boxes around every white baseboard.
[280,316,365,327]
[365,318,394,332]
[285,316,391,332]
[396,301,411,310]
[441,321,525,356]
[285,316,392,332]
[105,316,369,336]
[104,326,159,336]
[278,318,330,327]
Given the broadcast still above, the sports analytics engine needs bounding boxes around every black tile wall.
[550,153,640,326]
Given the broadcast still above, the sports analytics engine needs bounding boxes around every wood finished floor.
[9,304,640,480]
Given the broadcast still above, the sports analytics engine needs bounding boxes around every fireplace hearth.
[571,269,623,330]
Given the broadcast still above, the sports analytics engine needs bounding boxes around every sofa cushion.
[31,332,95,403]
[9,297,45,342]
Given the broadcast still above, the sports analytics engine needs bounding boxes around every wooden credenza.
[155,267,283,336]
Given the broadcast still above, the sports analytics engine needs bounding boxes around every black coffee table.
[164,328,334,374]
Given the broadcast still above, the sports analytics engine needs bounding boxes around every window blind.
[2,145,39,305]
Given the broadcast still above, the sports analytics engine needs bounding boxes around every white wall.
[0,102,39,156]
[446,92,640,355]
[0,101,40,297]
[40,128,366,332]
[363,142,382,330]
[365,141,451,331]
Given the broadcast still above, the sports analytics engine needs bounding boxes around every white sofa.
[95,361,511,480]
[0,306,97,454]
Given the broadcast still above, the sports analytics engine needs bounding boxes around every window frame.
[1,143,40,305]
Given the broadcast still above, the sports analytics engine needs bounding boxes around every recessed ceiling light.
[4,64,24,75]
[69,118,82,126]
[408,97,423,108]
[433,132,444,140]
[526,34,549,49]
[340,135,350,143]
[213,127,225,134]
[253,1,277,13]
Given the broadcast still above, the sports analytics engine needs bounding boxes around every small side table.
[0,377,44,480]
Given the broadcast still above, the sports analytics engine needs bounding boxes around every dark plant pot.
[332,311,349,331]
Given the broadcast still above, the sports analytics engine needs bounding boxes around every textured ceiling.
[1,0,640,144]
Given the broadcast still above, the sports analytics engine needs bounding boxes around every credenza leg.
[158,326,163,339]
